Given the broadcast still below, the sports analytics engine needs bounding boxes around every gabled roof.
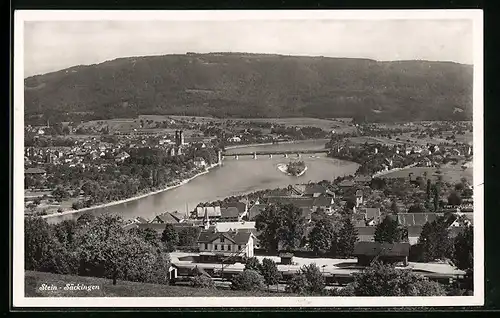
[353,241,410,257]
[25,167,46,174]
[354,175,372,183]
[363,208,381,220]
[248,204,267,220]
[220,207,240,219]
[313,196,333,207]
[304,184,327,195]
[197,230,253,245]
[152,212,181,224]
[196,206,222,218]
[224,202,247,213]
[266,196,314,208]
[338,180,355,187]
[389,213,443,227]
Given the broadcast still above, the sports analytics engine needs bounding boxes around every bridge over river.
[222,148,330,159]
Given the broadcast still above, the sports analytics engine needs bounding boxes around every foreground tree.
[25,217,57,271]
[255,203,307,252]
[308,216,336,254]
[260,258,282,291]
[349,262,446,296]
[374,216,402,244]
[453,225,473,270]
[244,257,262,271]
[337,217,358,257]
[286,263,325,295]
[161,223,179,252]
[231,269,265,291]
[414,217,453,262]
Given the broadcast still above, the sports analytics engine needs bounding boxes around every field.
[25,271,290,297]
[379,165,473,184]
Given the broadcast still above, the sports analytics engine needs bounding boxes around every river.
[44,139,359,224]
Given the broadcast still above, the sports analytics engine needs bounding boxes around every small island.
[277,161,308,177]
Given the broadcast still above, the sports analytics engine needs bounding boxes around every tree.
[161,223,179,252]
[408,204,425,213]
[286,263,325,295]
[374,216,402,244]
[426,179,432,201]
[390,200,399,214]
[453,225,473,270]
[177,227,201,248]
[231,269,265,291]
[255,203,307,252]
[308,216,336,254]
[244,257,262,271]
[25,217,58,271]
[350,262,446,296]
[414,217,453,262]
[433,185,440,212]
[337,217,358,257]
[260,258,282,291]
[447,191,462,206]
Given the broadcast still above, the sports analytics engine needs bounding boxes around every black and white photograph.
[13,10,484,307]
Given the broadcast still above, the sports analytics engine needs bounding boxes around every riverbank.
[41,163,221,220]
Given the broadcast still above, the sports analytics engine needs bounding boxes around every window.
[238,245,241,250]
[220,236,225,243]
[215,244,218,250]
[204,243,208,250]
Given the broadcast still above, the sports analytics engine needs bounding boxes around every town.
[25,115,474,297]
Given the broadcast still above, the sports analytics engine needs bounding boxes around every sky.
[23,19,473,77]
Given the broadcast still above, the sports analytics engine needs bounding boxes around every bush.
[191,275,215,289]
[231,269,265,291]
[286,263,325,295]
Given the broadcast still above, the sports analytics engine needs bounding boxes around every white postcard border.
[13,9,484,308]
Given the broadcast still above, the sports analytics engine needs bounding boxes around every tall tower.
[203,208,210,230]
[179,130,185,145]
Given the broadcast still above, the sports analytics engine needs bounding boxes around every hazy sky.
[24,19,473,77]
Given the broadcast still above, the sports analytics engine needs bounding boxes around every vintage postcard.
[13,9,484,308]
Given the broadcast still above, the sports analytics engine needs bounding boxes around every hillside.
[24,53,473,122]
[25,271,288,297]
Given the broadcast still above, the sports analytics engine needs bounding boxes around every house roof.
[313,196,333,207]
[355,226,377,236]
[248,204,267,220]
[363,208,381,220]
[25,167,46,174]
[355,190,364,197]
[266,196,314,208]
[339,180,355,187]
[197,230,253,245]
[215,221,256,233]
[304,184,327,195]
[353,241,410,257]
[196,206,222,218]
[354,175,372,183]
[220,207,240,219]
[389,213,443,227]
[152,212,181,224]
[224,202,247,214]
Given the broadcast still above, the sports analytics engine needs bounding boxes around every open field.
[379,165,473,184]
[25,271,290,297]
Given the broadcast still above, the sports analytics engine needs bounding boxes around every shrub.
[231,269,265,291]
[286,263,325,295]
[191,275,215,289]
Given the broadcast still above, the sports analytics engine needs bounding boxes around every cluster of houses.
[125,178,473,259]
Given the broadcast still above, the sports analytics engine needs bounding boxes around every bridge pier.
[296,153,301,158]
[269,154,273,159]
[234,155,239,160]
[253,152,257,160]
[284,154,288,158]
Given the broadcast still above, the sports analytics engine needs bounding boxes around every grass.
[25,271,290,297]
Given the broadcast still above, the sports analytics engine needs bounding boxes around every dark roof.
[248,204,267,220]
[304,184,327,195]
[267,196,314,208]
[389,213,442,226]
[220,207,240,219]
[355,226,377,236]
[354,175,372,183]
[25,167,46,174]
[353,241,410,257]
[152,212,180,224]
[224,202,247,213]
[339,180,355,187]
[313,196,333,207]
[197,230,253,245]
[363,208,381,220]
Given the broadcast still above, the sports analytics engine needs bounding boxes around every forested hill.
[24,53,473,122]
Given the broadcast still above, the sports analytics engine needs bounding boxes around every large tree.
[308,215,336,254]
[286,263,325,295]
[161,223,179,252]
[25,217,57,271]
[453,225,473,270]
[255,203,307,252]
[415,217,453,262]
[260,258,282,291]
[337,217,358,257]
[350,262,446,296]
[374,216,402,244]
